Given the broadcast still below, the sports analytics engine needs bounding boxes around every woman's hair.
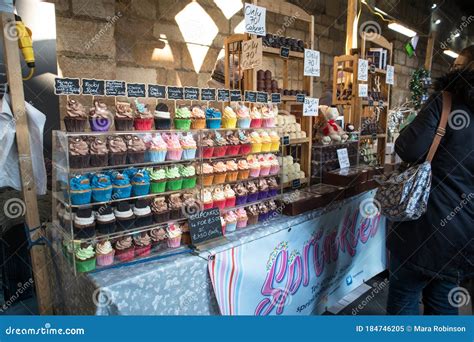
[458,45,474,70]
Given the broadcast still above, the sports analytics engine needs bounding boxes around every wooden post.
[1,12,53,315]
[345,0,358,55]
[425,31,436,71]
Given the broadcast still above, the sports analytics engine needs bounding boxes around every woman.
[387,46,474,315]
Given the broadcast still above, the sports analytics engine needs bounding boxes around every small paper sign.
[184,87,200,100]
[296,93,305,103]
[201,88,216,101]
[230,90,242,102]
[244,3,266,36]
[148,84,166,99]
[241,38,263,70]
[244,91,257,103]
[358,59,369,81]
[358,84,368,97]
[82,79,104,96]
[337,148,350,169]
[386,65,394,85]
[127,83,146,98]
[189,208,223,245]
[271,93,281,103]
[167,86,184,100]
[282,135,290,146]
[54,78,81,95]
[256,92,268,103]
[303,49,320,77]
[292,178,301,189]
[303,97,319,116]
[105,80,126,96]
[280,46,290,58]
[217,89,230,102]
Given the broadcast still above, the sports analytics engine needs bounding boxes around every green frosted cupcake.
[180,165,197,189]
[174,106,191,130]
[75,244,96,273]
[149,168,167,193]
[166,165,183,191]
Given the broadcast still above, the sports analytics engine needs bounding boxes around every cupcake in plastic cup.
[166,223,182,248]
[225,160,238,182]
[126,135,147,164]
[114,236,135,262]
[191,105,206,129]
[222,106,237,128]
[145,133,167,162]
[238,130,252,155]
[224,184,236,208]
[96,240,115,266]
[234,103,251,128]
[268,177,279,197]
[165,165,183,191]
[224,211,238,233]
[174,106,191,130]
[201,189,214,210]
[258,155,271,176]
[269,131,281,151]
[226,132,240,155]
[250,131,262,153]
[262,104,276,128]
[236,208,248,229]
[258,178,269,200]
[268,155,280,175]
[235,183,248,205]
[247,156,261,178]
[163,133,183,161]
[237,159,250,180]
[212,187,226,210]
[206,107,222,129]
[149,168,167,193]
[115,101,134,131]
[246,181,259,202]
[154,103,171,130]
[213,131,228,157]
[250,106,262,128]
[180,133,197,160]
[134,232,152,257]
[107,136,127,166]
[213,161,227,184]
[75,244,96,273]
[246,205,259,226]
[200,133,215,158]
[133,99,154,131]
[64,99,87,132]
[180,165,197,189]
[260,131,272,152]
[89,100,113,132]
[198,163,214,186]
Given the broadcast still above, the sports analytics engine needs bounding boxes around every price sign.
[201,88,216,101]
[292,179,301,189]
[230,89,242,102]
[105,80,126,96]
[296,93,305,103]
[358,59,369,81]
[148,84,166,99]
[337,148,350,169]
[256,92,268,103]
[271,93,281,104]
[386,65,394,85]
[54,78,81,95]
[280,46,290,58]
[303,49,320,77]
[244,91,257,103]
[217,89,230,102]
[184,87,200,100]
[241,38,263,70]
[189,208,223,245]
[127,83,146,98]
[244,3,266,36]
[358,83,368,97]
[302,97,319,116]
[82,79,104,96]
[167,86,184,100]
[282,135,290,146]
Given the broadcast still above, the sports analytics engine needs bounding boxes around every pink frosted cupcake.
[258,155,271,176]
[247,155,261,178]
[163,133,183,161]
[212,187,226,210]
[224,211,238,233]
[179,133,197,160]
[145,133,168,162]
[166,223,182,248]
[224,184,236,208]
[96,240,115,266]
[236,208,248,228]
[268,154,280,175]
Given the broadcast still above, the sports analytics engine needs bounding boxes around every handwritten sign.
[245,91,257,103]
[244,3,266,36]
[337,148,350,169]
[280,46,290,58]
[303,49,320,77]
[201,88,216,101]
[127,83,146,98]
[230,90,242,102]
[189,208,223,245]
[271,93,281,103]
[148,84,166,98]
[184,87,200,100]
[296,93,305,103]
[358,59,369,81]
[105,80,126,96]
[217,89,230,102]
[82,79,104,96]
[358,83,368,97]
[302,97,319,116]
[386,65,394,85]
[167,86,184,100]
[256,92,268,103]
[54,78,81,95]
[241,38,263,70]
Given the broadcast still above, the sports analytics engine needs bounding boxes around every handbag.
[375,91,452,221]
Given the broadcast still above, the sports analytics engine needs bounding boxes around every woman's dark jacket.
[388,69,474,282]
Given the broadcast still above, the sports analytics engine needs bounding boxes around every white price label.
[386,65,395,85]
[358,59,369,81]
[244,4,266,36]
[303,97,319,116]
[337,148,350,169]
[304,49,320,77]
[358,83,368,97]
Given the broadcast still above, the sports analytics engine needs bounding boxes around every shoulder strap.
[426,91,452,162]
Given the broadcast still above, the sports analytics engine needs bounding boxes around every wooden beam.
[345,0,358,54]
[1,12,53,315]
[425,31,436,71]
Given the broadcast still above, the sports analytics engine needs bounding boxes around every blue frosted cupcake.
[70,175,92,205]
[91,173,113,203]
[179,133,197,160]
[131,169,150,196]
[110,172,132,199]
[145,133,167,162]
[205,107,222,129]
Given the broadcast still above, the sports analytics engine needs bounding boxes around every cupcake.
[268,200,278,217]
[149,167,167,193]
[89,100,112,131]
[180,222,191,245]
[250,131,262,153]
[91,173,112,203]
[64,99,87,132]
[246,205,259,225]
[180,133,197,160]
[258,178,269,200]
[182,193,199,218]
[133,200,153,227]
[226,131,240,155]
[166,223,182,248]
[174,106,192,130]
[247,181,259,203]
[180,165,197,189]
[258,155,271,176]
[145,133,167,162]
[95,206,116,235]
[168,194,183,220]
[89,137,108,167]
[237,159,250,180]
[269,131,280,151]
[213,161,227,184]
[262,105,275,128]
[114,202,135,231]
[69,175,92,205]
[247,155,261,178]
[236,208,248,229]
[222,106,237,128]
[130,170,150,196]
[258,202,270,222]
[166,165,183,191]
[163,133,183,161]
[96,240,115,266]
[213,132,228,157]
[107,136,127,166]
[114,236,135,262]
[250,106,262,128]
[205,107,222,129]
[134,232,152,257]
[75,243,96,273]
[212,187,226,210]
[191,105,206,129]
[224,184,236,208]
[268,154,280,175]
[225,160,238,182]
[150,227,167,247]
[224,211,238,233]
[154,103,171,129]
[268,177,279,197]
[151,197,170,223]
[238,130,251,155]
[260,131,272,152]
[234,103,251,128]
[126,135,146,164]
[68,137,89,169]
[201,189,213,209]
[200,133,215,158]
[198,163,214,186]
[133,99,154,131]
[111,172,132,199]
[115,101,134,131]
[234,183,248,205]
[73,208,96,239]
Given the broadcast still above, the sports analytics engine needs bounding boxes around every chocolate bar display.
[311,141,358,181]
[281,191,320,216]
[322,166,369,187]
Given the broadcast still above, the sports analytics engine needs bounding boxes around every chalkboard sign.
[82,79,104,96]
[292,178,301,189]
[189,208,223,245]
[271,93,281,104]
[368,99,374,106]
[378,100,384,108]
[280,46,290,58]
[148,84,166,99]
[184,87,200,100]
[54,78,81,95]
[201,88,216,101]
[282,135,290,146]
[256,91,268,103]
[217,89,230,102]
[230,89,242,101]
[167,86,184,100]
[127,83,146,98]
[105,80,126,96]
[245,91,257,103]
[296,93,305,103]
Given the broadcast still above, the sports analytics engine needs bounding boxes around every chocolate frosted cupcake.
[115,101,135,131]
[68,137,90,169]
[168,194,183,220]
[114,202,135,231]
[64,99,87,132]
[246,205,259,225]
[154,103,171,130]
[95,206,116,235]
[89,100,113,132]
[126,135,146,164]
[107,136,127,166]
[151,196,169,223]
[150,227,167,247]
[73,208,96,239]
[133,199,153,228]
[89,137,108,167]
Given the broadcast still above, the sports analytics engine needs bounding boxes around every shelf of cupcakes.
[221,199,280,233]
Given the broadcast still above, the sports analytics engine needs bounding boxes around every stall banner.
[208,191,386,315]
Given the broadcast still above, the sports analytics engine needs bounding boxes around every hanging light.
[388,22,417,37]
[443,50,459,58]
[431,4,437,9]
[434,19,441,25]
